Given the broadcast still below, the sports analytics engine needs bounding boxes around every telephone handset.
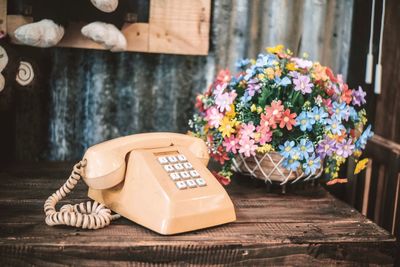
[44,133,236,235]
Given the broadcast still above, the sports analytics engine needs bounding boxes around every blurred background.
[0,0,399,238]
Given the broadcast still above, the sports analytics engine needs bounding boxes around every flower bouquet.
[189,45,373,185]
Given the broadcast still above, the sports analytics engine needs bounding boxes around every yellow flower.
[256,144,274,154]
[225,104,236,118]
[256,106,263,114]
[257,73,265,80]
[250,59,256,65]
[354,158,369,174]
[274,66,282,77]
[302,52,309,58]
[218,117,237,137]
[264,67,275,79]
[286,62,296,71]
[353,149,362,158]
[266,44,284,54]
[286,49,293,56]
[250,104,257,112]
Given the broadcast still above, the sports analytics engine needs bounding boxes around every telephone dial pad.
[157,154,207,190]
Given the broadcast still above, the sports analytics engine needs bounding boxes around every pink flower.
[223,135,240,154]
[213,83,227,96]
[205,107,223,128]
[239,122,256,138]
[215,91,237,112]
[256,126,272,145]
[293,75,314,94]
[239,137,257,157]
[264,100,284,127]
[292,58,313,69]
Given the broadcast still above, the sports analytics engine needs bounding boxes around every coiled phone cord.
[44,160,121,229]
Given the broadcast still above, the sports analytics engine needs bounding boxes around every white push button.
[167,156,178,163]
[177,154,187,161]
[186,180,197,188]
[176,181,187,189]
[158,157,168,164]
[164,165,175,172]
[174,163,184,170]
[183,162,193,169]
[195,178,207,186]
[189,170,200,177]
[180,171,190,179]
[170,173,181,181]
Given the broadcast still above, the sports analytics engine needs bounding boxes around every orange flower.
[341,84,352,104]
[279,109,297,130]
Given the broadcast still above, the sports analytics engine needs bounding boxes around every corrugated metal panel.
[42,0,354,160]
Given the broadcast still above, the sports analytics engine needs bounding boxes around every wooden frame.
[1,0,211,55]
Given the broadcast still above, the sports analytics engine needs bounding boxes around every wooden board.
[4,0,210,55]
[0,163,397,266]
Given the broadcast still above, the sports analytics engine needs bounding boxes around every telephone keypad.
[167,156,178,163]
[157,153,207,190]
[176,181,187,189]
[173,163,184,170]
[183,162,193,169]
[158,157,169,164]
[177,155,187,161]
[180,171,190,179]
[189,170,200,177]
[186,180,197,188]
[170,173,181,181]
[195,178,206,187]
[164,165,175,172]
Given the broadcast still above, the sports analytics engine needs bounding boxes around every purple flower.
[293,75,313,94]
[335,139,355,158]
[316,137,336,159]
[292,58,313,69]
[352,86,367,106]
[246,79,262,96]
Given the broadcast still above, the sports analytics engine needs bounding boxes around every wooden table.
[0,163,397,266]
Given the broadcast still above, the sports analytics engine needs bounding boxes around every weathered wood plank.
[0,163,396,265]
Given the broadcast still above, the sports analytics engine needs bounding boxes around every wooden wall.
[0,0,354,162]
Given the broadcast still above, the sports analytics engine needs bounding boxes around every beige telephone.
[44,133,236,235]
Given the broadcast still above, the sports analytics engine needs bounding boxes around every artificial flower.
[279,140,296,158]
[279,109,297,130]
[335,139,355,158]
[352,86,367,106]
[205,107,223,128]
[303,153,321,175]
[215,91,237,112]
[354,158,369,174]
[296,111,313,132]
[293,75,314,94]
[223,135,240,154]
[239,137,257,157]
[219,117,237,137]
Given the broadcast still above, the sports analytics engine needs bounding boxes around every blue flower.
[255,54,277,68]
[282,158,301,171]
[307,106,328,125]
[355,125,374,149]
[235,58,251,70]
[325,118,345,135]
[240,91,252,104]
[302,153,321,175]
[348,106,359,121]
[279,140,296,158]
[332,101,349,121]
[275,76,292,87]
[244,66,257,81]
[296,111,313,132]
[298,139,314,160]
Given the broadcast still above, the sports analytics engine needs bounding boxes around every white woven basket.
[231,152,323,185]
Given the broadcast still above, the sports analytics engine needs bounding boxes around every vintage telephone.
[44,133,236,235]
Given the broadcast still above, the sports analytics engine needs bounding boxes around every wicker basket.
[231,151,323,185]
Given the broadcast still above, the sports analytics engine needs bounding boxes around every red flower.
[325,67,337,83]
[212,171,231,186]
[216,69,231,84]
[211,146,230,165]
[279,109,297,130]
[195,95,205,112]
[341,84,352,104]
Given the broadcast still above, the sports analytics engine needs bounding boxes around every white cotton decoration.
[91,0,119,13]
[81,22,127,52]
[14,19,65,48]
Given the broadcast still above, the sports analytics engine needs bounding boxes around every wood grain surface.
[0,163,397,266]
